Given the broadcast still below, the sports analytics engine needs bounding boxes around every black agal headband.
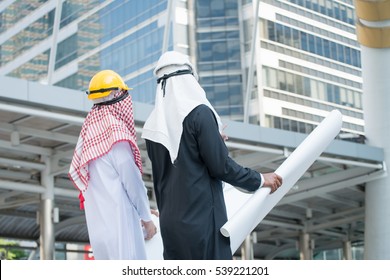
[157,69,193,97]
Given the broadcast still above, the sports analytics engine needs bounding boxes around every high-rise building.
[0,0,364,140]
[2,0,388,260]
[245,0,363,137]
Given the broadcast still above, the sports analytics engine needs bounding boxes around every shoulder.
[110,141,132,158]
[112,141,130,151]
[185,104,218,132]
[187,104,215,121]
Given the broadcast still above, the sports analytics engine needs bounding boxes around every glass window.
[344,47,351,65]
[303,77,311,96]
[346,90,354,107]
[60,0,100,28]
[295,75,303,95]
[212,31,225,40]
[315,36,323,56]
[283,25,292,46]
[282,118,290,130]
[276,23,284,43]
[317,81,326,100]
[274,117,281,129]
[340,4,347,23]
[198,42,213,61]
[356,92,362,109]
[210,0,225,17]
[310,79,317,98]
[308,34,315,53]
[292,29,300,48]
[0,0,49,33]
[305,0,312,10]
[337,43,345,63]
[333,3,340,21]
[340,87,348,106]
[286,72,294,93]
[198,32,212,41]
[312,0,319,12]
[323,40,330,59]
[330,41,337,60]
[54,73,78,90]
[300,31,308,51]
[225,0,238,17]
[227,40,240,61]
[306,123,314,133]
[211,41,227,60]
[319,0,326,14]
[347,8,354,25]
[212,61,228,71]
[55,34,78,69]
[351,48,360,67]
[267,21,276,41]
[269,68,277,88]
[9,50,50,82]
[334,86,340,104]
[326,1,333,17]
[278,71,287,91]
[298,122,306,133]
[211,18,226,27]
[291,120,298,132]
[326,84,334,102]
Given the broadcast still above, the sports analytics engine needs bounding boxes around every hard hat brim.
[87,87,132,100]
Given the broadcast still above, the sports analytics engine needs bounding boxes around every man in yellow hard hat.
[69,70,157,259]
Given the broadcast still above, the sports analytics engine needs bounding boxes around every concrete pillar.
[343,240,352,260]
[243,0,260,123]
[299,232,312,260]
[354,0,390,260]
[162,0,174,53]
[241,234,254,260]
[39,156,55,260]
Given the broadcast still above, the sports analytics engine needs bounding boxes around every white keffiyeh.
[142,51,223,163]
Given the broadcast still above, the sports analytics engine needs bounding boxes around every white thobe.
[83,141,152,260]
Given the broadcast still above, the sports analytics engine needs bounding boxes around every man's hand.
[262,172,283,193]
[142,220,157,240]
[220,124,229,141]
[151,208,159,217]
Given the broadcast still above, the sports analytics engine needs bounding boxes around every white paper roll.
[221,110,343,254]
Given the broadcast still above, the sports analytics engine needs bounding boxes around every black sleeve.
[194,105,262,192]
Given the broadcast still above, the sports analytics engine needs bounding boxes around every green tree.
[0,239,28,260]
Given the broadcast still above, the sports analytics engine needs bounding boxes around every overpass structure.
[0,75,386,259]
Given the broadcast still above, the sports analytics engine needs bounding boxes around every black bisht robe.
[145,105,262,260]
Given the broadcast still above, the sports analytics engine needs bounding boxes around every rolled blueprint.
[220,110,343,253]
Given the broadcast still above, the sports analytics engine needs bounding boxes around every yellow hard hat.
[86,70,132,100]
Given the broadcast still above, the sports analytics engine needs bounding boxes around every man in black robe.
[142,51,282,260]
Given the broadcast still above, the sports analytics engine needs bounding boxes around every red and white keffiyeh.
[68,91,142,209]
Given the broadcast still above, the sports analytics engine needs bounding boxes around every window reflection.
[195,0,242,120]
[266,21,361,68]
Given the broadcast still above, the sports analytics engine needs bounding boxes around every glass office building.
[0,0,169,104]
[0,0,363,135]
[250,0,363,139]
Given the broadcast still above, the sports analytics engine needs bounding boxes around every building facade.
[247,0,363,138]
[0,0,364,139]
